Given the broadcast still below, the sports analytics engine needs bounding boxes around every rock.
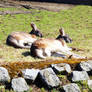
[0,67,10,82]
[63,83,81,92]
[51,63,71,74]
[71,71,90,82]
[79,60,92,72]
[88,80,92,89]
[39,68,61,89]
[22,68,40,82]
[11,77,29,92]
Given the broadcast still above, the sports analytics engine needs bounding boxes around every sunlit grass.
[0,5,92,62]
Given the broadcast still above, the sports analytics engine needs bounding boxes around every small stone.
[22,68,40,81]
[12,77,29,92]
[0,67,10,82]
[39,68,61,88]
[88,80,92,89]
[71,71,90,82]
[79,60,92,72]
[63,83,81,92]
[51,63,71,74]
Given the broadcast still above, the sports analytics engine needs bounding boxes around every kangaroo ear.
[59,28,65,36]
[30,22,37,31]
[30,22,34,27]
[31,22,34,25]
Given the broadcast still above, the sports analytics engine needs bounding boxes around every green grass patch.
[0,5,92,62]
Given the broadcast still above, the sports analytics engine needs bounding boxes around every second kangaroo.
[30,28,72,58]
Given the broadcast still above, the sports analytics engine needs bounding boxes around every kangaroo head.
[30,22,43,37]
[56,28,72,43]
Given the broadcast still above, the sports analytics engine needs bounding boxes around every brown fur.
[30,28,73,59]
[10,32,36,40]
[32,38,65,49]
[32,38,57,48]
[6,22,43,48]
[31,34,36,38]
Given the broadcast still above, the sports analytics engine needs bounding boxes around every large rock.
[63,83,81,92]
[39,68,61,89]
[88,80,92,89]
[51,63,71,74]
[22,68,40,82]
[79,60,92,73]
[11,77,29,92]
[71,71,90,82]
[0,67,10,82]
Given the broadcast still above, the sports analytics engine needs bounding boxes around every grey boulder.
[22,68,40,81]
[71,71,90,82]
[39,68,61,88]
[63,83,81,92]
[0,67,10,82]
[51,63,71,74]
[79,60,92,72]
[88,80,92,89]
[11,77,29,92]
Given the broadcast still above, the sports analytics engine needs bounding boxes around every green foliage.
[57,74,66,79]
[76,80,90,92]
[28,87,33,92]
[52,88,59,92]
[41,88,46,92]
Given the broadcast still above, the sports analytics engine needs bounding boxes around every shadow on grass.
[21,0,92,5]
[22,51,30,57]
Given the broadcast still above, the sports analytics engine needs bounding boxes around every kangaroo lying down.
[30,28,74,59]
[6,22,43,48]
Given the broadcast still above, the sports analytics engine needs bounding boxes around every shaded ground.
[0,0,75,12]
[29,0,92,5]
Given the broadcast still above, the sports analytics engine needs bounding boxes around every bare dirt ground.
[0,0,75,12]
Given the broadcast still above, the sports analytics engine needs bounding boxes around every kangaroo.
[30,28,73,59]
[6,22,43,48]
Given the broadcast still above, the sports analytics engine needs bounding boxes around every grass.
[76,80,92,92]
[0,5,92,62]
